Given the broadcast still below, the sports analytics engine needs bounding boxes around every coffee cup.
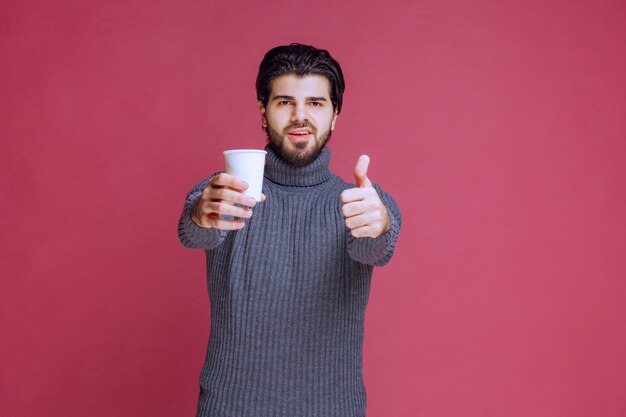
[223,149,267,202]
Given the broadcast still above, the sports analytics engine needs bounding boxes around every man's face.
[259,74,338,166]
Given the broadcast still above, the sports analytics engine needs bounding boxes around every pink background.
[2,0,625,416]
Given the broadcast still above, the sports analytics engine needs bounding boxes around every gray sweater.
[178,145,402,417]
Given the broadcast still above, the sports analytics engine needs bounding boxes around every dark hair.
[256,43,345,113]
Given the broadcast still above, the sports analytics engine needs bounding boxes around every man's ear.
[330,110,338,131]
[258,101,267,128]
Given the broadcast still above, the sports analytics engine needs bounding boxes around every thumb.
[354,155,372,188]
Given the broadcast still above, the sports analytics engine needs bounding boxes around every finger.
[209,187,257,208]
[209,173,249,191]
[341,187,374,203]
[345,212,374,230]
[354,155,372,188]
[203,213,246,230]
[261,193,267,202]
[205,201,253,219]
[341,200,369,218]
[350,225,375,238]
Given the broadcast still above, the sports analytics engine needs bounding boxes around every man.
[178,43,402,417]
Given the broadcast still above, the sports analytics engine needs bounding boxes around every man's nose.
[291,102,308,122]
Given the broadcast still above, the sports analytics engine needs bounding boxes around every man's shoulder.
[328,173,353,190]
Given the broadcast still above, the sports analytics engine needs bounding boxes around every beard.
[265,122,332,167]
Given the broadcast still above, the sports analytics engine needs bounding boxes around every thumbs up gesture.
[340,155,391,238]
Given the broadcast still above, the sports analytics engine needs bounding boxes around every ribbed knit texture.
[178,145,402,417]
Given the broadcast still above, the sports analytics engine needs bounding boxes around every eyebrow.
[271,95,329,102]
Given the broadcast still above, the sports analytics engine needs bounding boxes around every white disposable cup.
[223,149,267,202]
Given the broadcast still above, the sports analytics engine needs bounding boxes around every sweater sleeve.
[346,183,402,266]
[177,175,227,250]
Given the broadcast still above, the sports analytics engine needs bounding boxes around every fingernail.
[247,198,256,206]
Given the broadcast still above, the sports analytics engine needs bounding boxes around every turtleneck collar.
[263,144,332,186]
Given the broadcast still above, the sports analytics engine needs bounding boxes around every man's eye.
[279,101,291,106]
[310,102,321,107]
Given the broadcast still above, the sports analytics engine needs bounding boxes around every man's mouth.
[287,128,313,142]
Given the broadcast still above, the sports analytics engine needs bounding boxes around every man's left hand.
[341,155,391,238]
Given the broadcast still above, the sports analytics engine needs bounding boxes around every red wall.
[2,1,625,416]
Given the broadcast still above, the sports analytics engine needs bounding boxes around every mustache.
[283,122,317,134]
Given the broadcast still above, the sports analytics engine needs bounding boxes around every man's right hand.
[191,173,264,230]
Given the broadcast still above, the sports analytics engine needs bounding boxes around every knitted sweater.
[178,145,402,417]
